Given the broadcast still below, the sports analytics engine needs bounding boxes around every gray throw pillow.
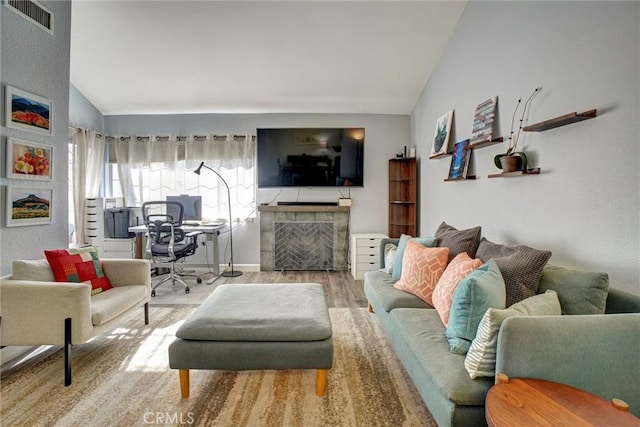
[434,222,481,263]
[538,265,609,315]
[476,238,552,307]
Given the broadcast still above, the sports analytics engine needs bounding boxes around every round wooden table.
[486,373,640,427]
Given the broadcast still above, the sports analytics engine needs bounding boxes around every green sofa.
[364,238,640,427]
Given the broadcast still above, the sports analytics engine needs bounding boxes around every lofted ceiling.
[70,1,467,116]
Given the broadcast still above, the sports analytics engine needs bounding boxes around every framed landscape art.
[6,138,53,181]
[5,85,52,135]
[430,110,454,158]
[6,186,52,227]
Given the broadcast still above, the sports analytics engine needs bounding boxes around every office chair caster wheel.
[197,278,202,284]
[185,287,190,294]
[151,290,156,297]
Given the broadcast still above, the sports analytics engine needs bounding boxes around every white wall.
[411,1,639,294]
[1,1,72,276]
[69,83,104,131]
[104,113,408,267]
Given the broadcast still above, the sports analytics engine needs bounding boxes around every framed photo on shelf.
[430,110,454,158]
[6,138,53,181]
[448,139,471,180]
[470,96,497,145]
[5,85,52,135]
[5,186,53,227]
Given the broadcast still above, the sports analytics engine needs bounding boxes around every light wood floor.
[221,271,367,309]
[1,271,366,378]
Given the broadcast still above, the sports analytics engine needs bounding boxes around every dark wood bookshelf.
[388,158,417,238]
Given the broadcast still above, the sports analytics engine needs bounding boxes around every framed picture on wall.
[5,186,53,227]
[5,85,52,135]
[448,139,471,180]
[430,110,454,158]
[470,96,497,145]
[6,138,53,181]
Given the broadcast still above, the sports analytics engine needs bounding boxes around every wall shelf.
[523,109,596,132]
[488,168,540,178]
[430,136,505,160]
[444,175,477,182]
[468,136,504,149]
[429,151,452,159]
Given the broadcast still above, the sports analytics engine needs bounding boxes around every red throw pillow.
[44,247,113,295]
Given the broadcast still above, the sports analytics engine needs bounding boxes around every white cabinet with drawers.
[103,238,135,259]
[350,233,388,280]
[85,198,104,254]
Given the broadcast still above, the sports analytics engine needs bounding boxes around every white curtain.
[185,134,256,221]
[114,134,256,221]
[114,136,180,206]
[71,129,105,244]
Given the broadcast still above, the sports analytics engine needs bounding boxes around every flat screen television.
[166,195,202,222]
[257,128,364,188]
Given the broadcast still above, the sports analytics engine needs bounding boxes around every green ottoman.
[168,283,333,397]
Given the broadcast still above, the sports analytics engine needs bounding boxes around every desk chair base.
[151,264,202,297]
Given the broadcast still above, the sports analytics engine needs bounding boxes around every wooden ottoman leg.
[367,303,374,313]
[316,369,328,397]
[179,369,190,398]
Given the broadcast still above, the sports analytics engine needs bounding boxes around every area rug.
[0,307,436,427]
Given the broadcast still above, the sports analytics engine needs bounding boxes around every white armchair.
[0,258,151,385]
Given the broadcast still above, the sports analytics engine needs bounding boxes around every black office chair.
[141,201,203,297]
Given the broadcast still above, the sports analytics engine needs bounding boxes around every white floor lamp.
[194,162,242,277]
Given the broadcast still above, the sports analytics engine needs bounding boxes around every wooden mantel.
[258,205,350,213]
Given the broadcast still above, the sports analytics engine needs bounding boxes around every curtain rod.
[70,129,255,142]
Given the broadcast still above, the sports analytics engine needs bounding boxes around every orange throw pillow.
[393,240,449,305]
[433,252,482,326]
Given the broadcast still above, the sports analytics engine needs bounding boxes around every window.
[107,135,256,222]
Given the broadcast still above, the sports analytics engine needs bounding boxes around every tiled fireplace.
[259,205,350,271]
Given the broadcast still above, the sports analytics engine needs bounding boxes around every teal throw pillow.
[446,260,506,354]
[391,234,438,280]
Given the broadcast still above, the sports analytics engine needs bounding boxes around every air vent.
[5,0,53,34]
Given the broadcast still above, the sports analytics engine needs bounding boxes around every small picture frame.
[448,139,471,180]
[6,138,53,181]
[6,186,53,227]
[431,110,454,158]
[5,85,52,135]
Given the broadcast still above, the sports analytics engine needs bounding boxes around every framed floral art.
[6,138,53,181]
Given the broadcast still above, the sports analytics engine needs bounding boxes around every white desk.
[128,223,225,276]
